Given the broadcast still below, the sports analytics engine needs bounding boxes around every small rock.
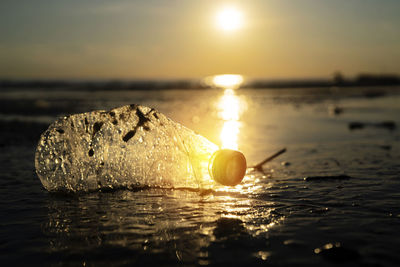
[349,121,396,131]
[375,121,396,130]
[364,90,385,98]
[349,122,365,130]
[329,106,343,115]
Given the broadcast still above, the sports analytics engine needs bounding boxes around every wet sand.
[1,86,400,266]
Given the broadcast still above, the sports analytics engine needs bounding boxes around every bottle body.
[35,104,219,192]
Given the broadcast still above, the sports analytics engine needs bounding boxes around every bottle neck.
[208,149,247,186]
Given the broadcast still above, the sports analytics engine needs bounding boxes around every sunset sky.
[1,0,399,79]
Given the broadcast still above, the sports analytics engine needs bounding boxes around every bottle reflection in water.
[35,104,246,192]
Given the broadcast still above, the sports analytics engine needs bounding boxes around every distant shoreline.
[1,74,399,90]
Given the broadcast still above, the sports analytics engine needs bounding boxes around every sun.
[216,7,243,32]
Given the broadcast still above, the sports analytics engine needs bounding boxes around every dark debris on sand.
[304,175,352,182]
[349,121,396,131]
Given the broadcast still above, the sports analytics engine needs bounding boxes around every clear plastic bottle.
[35,104,247,192]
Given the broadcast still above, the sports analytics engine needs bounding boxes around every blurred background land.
[1,73,400,91]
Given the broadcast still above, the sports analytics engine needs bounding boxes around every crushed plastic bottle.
[35,104,247,192]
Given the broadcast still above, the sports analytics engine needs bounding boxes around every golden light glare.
[219,89,240,121]
[218,91,242,149]
[220,120,240,150]
[213,74,246,150]
[212,74,243,89]
[216,7,243,32]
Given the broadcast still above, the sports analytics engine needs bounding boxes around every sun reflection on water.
[213,74,246,151]
[219,89,240,121]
